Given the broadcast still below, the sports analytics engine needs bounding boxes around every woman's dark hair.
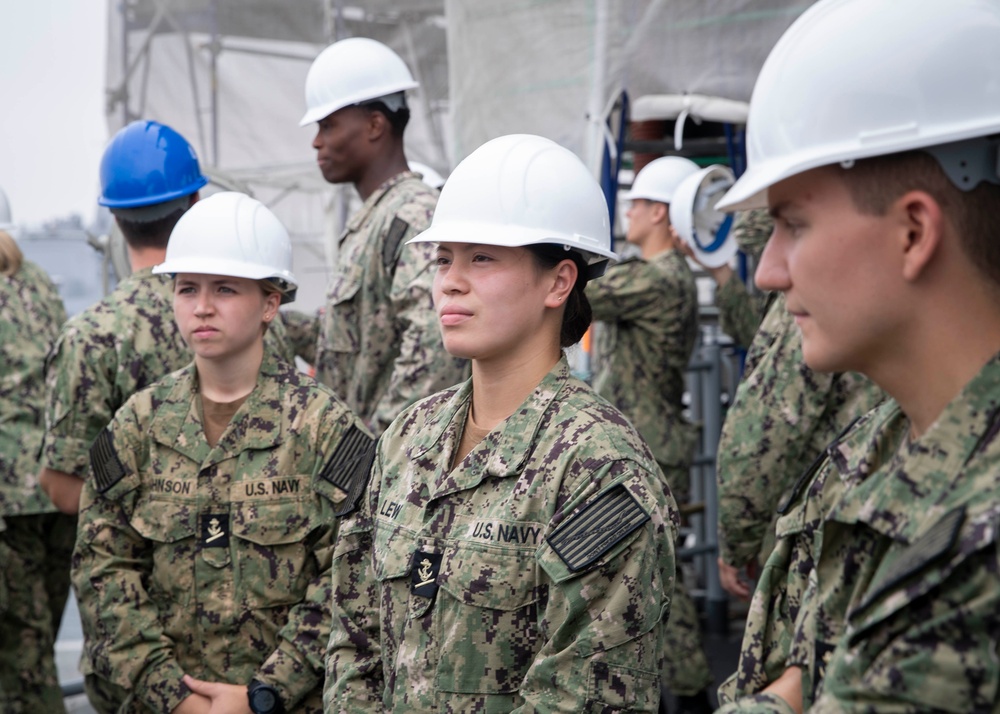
[525,243,593,347]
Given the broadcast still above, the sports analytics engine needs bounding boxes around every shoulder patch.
[857,506,965,612]
[90,429,129,494]
[382,216,411,274]
[547,484,650,573]
[319,424,376,517]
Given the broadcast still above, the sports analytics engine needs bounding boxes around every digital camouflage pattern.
[586,248,711,697]
[587,247,699,502]
[716,294,884,570]
[313,172,469,435]
[1,259,66,515]
[42,267,311,479]
[0,259,73,713]
[73,351,371,714]
[719,353,1000,712]
[280,308,320,366]
[0,511,76,714]
[325,358,679,713]
[715,209,772,349]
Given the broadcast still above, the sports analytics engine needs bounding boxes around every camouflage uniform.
[73,351,372,714]
[718,352,1000,712]
[42,267,309,479]
[715,294,883,572]
[325,358,679,712]
[586,248,712,698]
[40,266,303,711]
[281,308,320,366]
[715,209,772,349]
[314,172,469,435]
[0,259,70,713]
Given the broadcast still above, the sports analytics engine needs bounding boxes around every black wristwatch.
[247,679,285,714]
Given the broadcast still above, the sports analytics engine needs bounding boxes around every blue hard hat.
[99,120,209,208]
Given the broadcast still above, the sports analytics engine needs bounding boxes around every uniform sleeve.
[586,259,670,323]
[277,309,320,365]
[72,409,192,714]
[371,238,467,434]
[715,276,766,350]
[517,461,678,712]
[716,691,799,714]
[716,308,881,569]
[324,450,384,712]
[42,326,118,478]
[259,408,367,708]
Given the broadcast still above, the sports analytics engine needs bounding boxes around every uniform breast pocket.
[129,497,198,608]
[435,543,542,695]
[231,495,325,608]
[325,265,364,355]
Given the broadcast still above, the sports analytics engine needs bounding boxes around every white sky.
[0,2,108,229]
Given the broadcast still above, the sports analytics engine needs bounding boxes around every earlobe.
[898,191,943,282]
[544,259,578,308]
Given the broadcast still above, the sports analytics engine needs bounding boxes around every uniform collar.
[410,357,572,501]
[344,170,421,234]
[829,352,1000,543]
[149,350,289,466]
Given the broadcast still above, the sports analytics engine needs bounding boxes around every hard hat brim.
[98,176,209,209]
[153,256,298,289]
[409,220,618,265]
[298,82,419,127]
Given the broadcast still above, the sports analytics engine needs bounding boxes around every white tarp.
[105,0,810,308]
[105,1,449,310]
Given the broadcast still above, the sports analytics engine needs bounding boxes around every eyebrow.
[768,200,792,220]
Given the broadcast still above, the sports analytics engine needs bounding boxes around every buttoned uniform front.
[73,351,371,714]
[42,268,310,481]
[585,247,712,699]
[715,293,883,573]
[717,352,1000,713]
[314,171,469,435]
[325,358,679,712]
[0,259,71,712]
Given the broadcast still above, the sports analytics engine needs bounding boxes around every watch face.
[251,687,278,713]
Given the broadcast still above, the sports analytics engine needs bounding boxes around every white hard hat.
[300,37,418,127]
[623,156,700,204]
[410,134,617,276]
[719,0,1000,211]
[670,165,738,269]
[0,186,13,232]
[154,192,298,303]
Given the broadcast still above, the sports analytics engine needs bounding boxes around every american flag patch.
[90,428,128,494]
[320,425,376,516]
[547,485,650,572]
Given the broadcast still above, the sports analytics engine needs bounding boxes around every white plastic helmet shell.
[670,165,738,269]
[623,156,700,204]
[719,0,1000,211]
[300,38,418,126]
[410,134,617,271]
[153,192,298,302]
[0,186,13,232]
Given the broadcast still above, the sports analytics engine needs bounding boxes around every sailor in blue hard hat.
[37,120,211,711]
[98,119,208,240]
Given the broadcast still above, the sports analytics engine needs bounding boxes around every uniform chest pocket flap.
[847,507,991,645]
[436,543,542,694]
[129,496,198,606]
[326,264,364,354]
[231,492,325,608]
